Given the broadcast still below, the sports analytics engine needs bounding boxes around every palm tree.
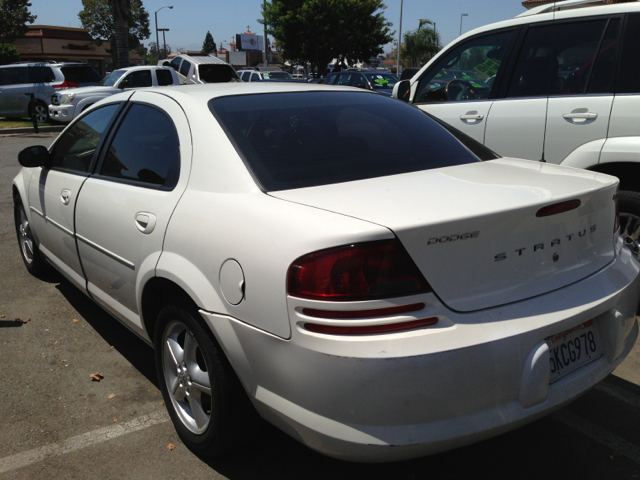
[108,0,130,69]
[401,19,440,68]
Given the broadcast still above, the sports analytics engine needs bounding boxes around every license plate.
[547,320,601,383]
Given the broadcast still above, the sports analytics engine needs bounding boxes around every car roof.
[176,54,227,65]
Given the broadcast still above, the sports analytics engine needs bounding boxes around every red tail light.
[287,240,430,301]
[52,81,80,90]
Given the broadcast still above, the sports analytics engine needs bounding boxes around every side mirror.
[392,80,411,103]
[18,145,49,168]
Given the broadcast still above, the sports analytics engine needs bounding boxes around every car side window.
[100,104,180,188]
[241,71,251,81]
[156,69,174,86]
[170,57,182,72]
[28,67,55,83]
[349,74,366,88]
[119,70,153,89]
[617,13,640,94]
[587,18,620,94]
[507,20,608,98]
[0,67,28,86]
[415,30,513,103]
[251,73,260,81]
[50,104,120,174]
[179,60,192,77]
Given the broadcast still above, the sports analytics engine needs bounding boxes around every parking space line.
[596,382,640,409]
[0,408,169,474]
[553,409,640,464]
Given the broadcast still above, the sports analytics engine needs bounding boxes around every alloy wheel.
[18,205,35,265]
[162,320,213,434]
[34,104,48,123]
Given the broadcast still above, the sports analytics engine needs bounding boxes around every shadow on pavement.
[54,277,158,388]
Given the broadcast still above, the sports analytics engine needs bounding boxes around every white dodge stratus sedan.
[12,83,640,462]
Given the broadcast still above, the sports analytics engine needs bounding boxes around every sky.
[26,0,526,54]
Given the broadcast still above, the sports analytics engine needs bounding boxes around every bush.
[0,44,20,65]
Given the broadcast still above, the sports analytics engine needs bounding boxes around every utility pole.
[396,0,403,76]
[263,0,268,66]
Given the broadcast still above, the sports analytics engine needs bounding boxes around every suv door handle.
[460,112,484,123]
[135,212,157,234]
[562,111,598,123]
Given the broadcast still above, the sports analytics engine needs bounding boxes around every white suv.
[394,0,640,234]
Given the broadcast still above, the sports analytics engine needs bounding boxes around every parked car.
[325,70,399,96]
[400,67,420,80]
[162,54,240,84]
[393,0,640,237]
[13,83,640,463]
[237,69,294,81]
[0,62,101,123]
[307,77,325,84]
[49,66,179,124]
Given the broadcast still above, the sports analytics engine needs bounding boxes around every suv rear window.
[210,91,478,191]
[199,64,237,83]
[60,66,102,84]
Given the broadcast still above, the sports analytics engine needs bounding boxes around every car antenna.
[539,0,557,163]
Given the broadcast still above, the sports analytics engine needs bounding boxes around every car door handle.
[135,212,157,234]
[562,112,598,123]
[460,112,484,123]
[60,189,72,206]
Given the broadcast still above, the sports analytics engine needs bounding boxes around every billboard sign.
[236,34,264,51]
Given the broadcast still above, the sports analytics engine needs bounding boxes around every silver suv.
[0,62,101,123]
[161,54,240,84]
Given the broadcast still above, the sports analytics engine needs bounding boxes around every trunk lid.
[270,158,618,312]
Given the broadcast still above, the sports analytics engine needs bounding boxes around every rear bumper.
[200,246,640,462]
[48,104,74,123]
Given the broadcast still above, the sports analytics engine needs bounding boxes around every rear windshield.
[60,66,102,84]
[198,64,238,83]
[363,73,398,90]
[210,91,479,191]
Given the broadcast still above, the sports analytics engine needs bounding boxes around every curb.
[0,125,65,135]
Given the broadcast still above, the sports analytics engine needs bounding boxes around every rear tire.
[155,302,256,457]
[618,191,640,256]
[14,198,49,276]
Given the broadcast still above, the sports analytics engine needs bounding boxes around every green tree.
[401,19,440,68]
[79,0,150,69]
[0,42,19,64]
[201,31,215,54]
[0,0,36,41]
[144,41,171,65]
[261,0,393,75]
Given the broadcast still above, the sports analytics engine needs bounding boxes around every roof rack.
[516,0,607,18]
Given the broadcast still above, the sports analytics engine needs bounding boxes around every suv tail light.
[287,240,430,301]
[52,81,80,90]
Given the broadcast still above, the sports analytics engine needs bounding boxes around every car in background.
[162,54,240,84]
[307,77,325,84]
[400,67,420,80]
[0,62,101,123]
[325,70,399,96]
[49,66,179,124]
[392,0,640,244]
[13,82,640,463]
[237,69,294,81]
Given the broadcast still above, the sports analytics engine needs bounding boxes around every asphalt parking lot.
[3,132,640,479]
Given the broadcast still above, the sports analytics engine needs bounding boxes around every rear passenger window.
[100,104,180,188]
[508,20,607,98]
[179,60,192,77]
[50,104,119,174]
[242,71,251,81]
[588,18,620,94]
[156,69,174,86]
[617,13,640,93]
[60,66,102,84]
[251,73,260,81]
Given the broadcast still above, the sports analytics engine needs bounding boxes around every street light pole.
[396,0,403,76]
[155,5,173,62]
[159,29,170,60]
[460,13,468,37]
